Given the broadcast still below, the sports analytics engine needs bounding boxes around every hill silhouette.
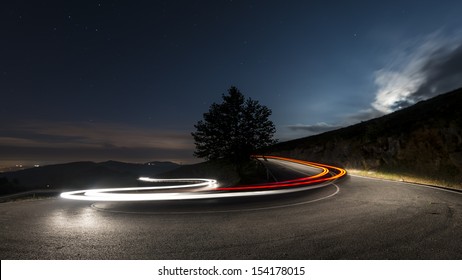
[264,87,462,189]
[0,160,179,196]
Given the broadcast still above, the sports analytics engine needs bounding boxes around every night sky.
[2,0,462,166]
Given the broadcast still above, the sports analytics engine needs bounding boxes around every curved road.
[0,157,461,259]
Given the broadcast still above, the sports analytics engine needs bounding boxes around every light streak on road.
[219,155,344,191]
[60,178,217,201]
[60,156,347,201]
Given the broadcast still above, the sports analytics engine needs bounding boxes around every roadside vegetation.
[264,87,462,190]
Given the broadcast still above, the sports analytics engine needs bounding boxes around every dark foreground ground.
[1,171,461,259]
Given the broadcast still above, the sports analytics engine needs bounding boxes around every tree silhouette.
[192,86,276,162]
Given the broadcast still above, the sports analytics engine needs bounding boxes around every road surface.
[0,157,461,259]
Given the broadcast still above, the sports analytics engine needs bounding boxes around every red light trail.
[60,156,347,201]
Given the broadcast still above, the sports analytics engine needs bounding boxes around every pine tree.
[192,86,276,162]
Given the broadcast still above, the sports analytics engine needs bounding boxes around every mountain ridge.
[0,160,180,195]
[264,87,462,189]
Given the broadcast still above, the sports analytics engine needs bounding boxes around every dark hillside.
[158,159,240,188]
[265,87,462,189]
[0,161,180,195]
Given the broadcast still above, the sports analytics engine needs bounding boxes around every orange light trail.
[217,155,346,191]
[60,156,346,201]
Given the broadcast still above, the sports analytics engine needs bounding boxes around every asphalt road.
[1,158,461,259]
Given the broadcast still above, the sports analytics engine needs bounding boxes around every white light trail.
[60,156,347,202]
[60,178,218,201]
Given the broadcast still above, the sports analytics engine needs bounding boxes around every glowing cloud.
[372,31,462,113]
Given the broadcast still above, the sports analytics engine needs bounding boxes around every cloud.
[287,122,343,134]
[285,108,386,140]
[0,121,197,163]
[0,121,193,150]
[372,31,462,113]
[344,108,385,123]
[285,31,462,140]
[0,145,195,165]
[343,30,462,124]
